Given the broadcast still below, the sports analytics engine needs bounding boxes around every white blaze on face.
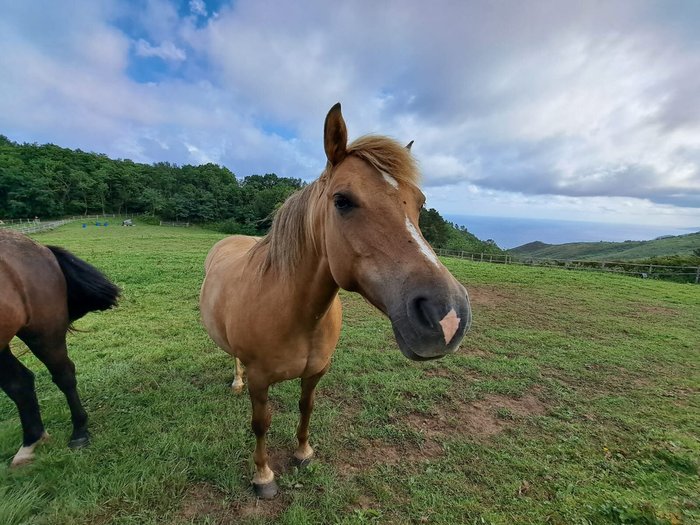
[381,171,399,189]
[439,308,461,345]
[405,216,439,267]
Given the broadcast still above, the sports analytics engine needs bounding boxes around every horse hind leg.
[0,346,49,467]
[231,358,245,394]
[27,335,89,449]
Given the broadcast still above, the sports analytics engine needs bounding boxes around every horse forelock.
[346,135,420,188]
[252,134,419,277]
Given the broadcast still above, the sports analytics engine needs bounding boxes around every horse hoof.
[253,479,279,500]
[10,432,50,468]
[10,453,34,468]
[68,435,90,449]
[293,455,313,469]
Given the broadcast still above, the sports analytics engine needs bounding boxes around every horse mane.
[249,135,420,276]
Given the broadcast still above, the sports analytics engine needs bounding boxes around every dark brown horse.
[0,230,119,466]
[200,103,472,498]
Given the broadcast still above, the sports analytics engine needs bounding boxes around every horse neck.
[261,221,338,326]
[296,249,338,321]
[274,251,337,328]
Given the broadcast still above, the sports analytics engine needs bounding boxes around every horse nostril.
[412,297,437,329]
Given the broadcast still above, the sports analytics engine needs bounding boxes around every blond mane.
[250,135,419,276]
[346,135,419,187]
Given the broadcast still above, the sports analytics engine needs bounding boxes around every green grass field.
[1,221,698,525]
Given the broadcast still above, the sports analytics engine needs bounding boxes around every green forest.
[0,135,501,253]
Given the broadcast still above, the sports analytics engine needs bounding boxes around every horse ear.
[324,102,347,166]
[405,140,414,151]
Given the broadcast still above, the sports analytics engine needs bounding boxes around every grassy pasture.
[1,221,698,525]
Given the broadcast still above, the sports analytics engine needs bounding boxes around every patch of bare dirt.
[175,482,287,524]
[544,365,657,397]
[177,483,229,522]
[468,285,518,308]
[468,284,583,333]
[424,365,483,381]
[266,447,297,476]
[318,385,363,418]
[452,344,494,358]
[626,304,678,319]
[354,494,380,510]
[331,390,548,479]
[334,438,443,479]
[662,386,698,399]
[408,391,547,439]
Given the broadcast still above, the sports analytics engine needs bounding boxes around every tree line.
[0,135,502,252]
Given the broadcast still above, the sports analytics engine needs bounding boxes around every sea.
[445,215,700,250]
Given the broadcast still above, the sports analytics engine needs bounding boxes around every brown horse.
[0,230,119,466]
[200,103,471,499]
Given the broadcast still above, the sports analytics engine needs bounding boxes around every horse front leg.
[294,367,328,467]
[248,374,277,499]
[0,346,48,467]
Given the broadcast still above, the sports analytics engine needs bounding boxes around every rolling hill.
[510,231,700,261]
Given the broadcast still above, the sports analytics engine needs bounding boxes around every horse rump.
[47,246,120,322]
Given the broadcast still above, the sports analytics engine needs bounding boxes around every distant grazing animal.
[0,230,120,466]
[200,103,472,498]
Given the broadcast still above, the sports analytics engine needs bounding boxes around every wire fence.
[0,214,143,234]
[436,249,700,284]
[159,220,190,227]
[7,219,74,235]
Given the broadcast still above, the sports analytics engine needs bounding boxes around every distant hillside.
[510,231,700,261]
[420,207,503,254]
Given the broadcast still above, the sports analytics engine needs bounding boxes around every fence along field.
[1,221,698,525]
[0,214,142,235]
[437,248,700,284]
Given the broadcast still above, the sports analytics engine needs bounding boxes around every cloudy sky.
[1,0,699,235]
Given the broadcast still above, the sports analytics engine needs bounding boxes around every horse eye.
[333,193,355,212]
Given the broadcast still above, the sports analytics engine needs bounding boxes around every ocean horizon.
[445,215,700,250]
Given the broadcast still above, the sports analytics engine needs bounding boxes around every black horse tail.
[47,246,120,322]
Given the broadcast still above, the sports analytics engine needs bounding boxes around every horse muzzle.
[388,284,472,361]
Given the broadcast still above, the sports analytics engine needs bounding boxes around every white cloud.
[134,39,186,61]
[189,0,207,17]
[426,182,700,229]
[185,1,700,207]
